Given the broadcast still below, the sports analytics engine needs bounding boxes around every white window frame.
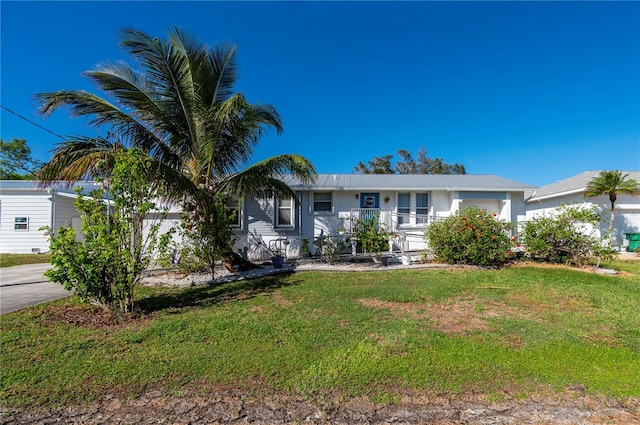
[226,199,242,228]
[312,191,333,214]
[416,192,429,225]
[14,216,29,231]
[276,197,295,228]
[397,193,410,226]
[395,193,430,227]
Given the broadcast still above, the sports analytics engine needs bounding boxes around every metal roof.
[282,174,536,191]
[525,171,640,202]
[1,174,537,195]
[0,180,103,194]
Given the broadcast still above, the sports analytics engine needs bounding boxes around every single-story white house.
[1,174,535,258]
[525,171,640,249]
[232,174,535,260]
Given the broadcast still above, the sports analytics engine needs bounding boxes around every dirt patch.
[271,294,294,308]
[357,297,526,335]
[2,388,638,424]
[507,289,592,315]
[36,304,153,330]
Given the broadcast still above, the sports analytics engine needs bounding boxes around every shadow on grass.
[137,276,301,314]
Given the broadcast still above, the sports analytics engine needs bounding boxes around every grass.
[0,253,51,268]
[2,261,639,408]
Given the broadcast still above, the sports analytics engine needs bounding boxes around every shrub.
[173,195,238,278]
[352,214,391,255]
[426,206,513,266]
[314,235,348,264]
[44,149,172,312]
[522,204,615,266]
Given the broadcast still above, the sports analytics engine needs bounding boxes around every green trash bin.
[624,233,640,252]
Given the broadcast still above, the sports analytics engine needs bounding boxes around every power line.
[1,104,66,140]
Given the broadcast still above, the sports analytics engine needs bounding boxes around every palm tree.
[584,170,640,239]
[36,27,316,274]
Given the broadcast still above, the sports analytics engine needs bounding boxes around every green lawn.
[0,253,51,268]
[2,261,639,408]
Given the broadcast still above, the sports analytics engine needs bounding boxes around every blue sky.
[1,1,638,186]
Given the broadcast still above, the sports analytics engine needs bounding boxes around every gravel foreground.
[2,391,639,425]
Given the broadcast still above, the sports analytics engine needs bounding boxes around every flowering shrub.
[426,206,513,266]
[522,204,615,266]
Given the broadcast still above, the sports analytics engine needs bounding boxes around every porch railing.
[348,208,442,233]
[348,208,393,233]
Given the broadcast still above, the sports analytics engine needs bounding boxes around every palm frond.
[84,63,162,121]
[119,27,198,152]
[34,26,316,218]
[36,90,127,128]
[36,136,122,186]
[585,171,640,198]
[207,43,239,105]
[198,93,283,181]
[217,154,316,199]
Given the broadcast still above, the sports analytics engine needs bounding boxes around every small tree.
[177,195,238,278]
[0,138,43,179]
[584,170,640,240]
[522,204,615,267]
[354,146,466,175]
[426,206,512,267]
[44,149,172,312]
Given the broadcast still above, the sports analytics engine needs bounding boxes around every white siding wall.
[430,192,451,217]
[525,194,583,220]
[144,211,182,257]
[234,196,302,261]
[526,193,640,247]
[509,192,527,224]
[53,194,81,231]
[459,199,502,215]
[0,191,52,253]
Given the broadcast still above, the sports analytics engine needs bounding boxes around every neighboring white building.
[231,174,534,260]
[525,171,640,249]
[0,180,181,254]
[0,181,101,254]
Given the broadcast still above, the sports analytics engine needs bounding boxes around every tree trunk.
[609,201,616,240]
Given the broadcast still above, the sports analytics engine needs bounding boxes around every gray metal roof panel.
[0,180,103,194]
[283,174,535,191]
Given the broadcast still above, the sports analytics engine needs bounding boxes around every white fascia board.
[52,191,81,199]
[526,188,586,203]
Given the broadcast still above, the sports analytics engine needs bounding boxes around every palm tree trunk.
[609,201,615,241]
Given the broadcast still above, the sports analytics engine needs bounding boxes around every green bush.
[522,204,615,266]
[314,235,347,264]
[352,214,392,255]
[426,206,513,266]
[44,149,172,312]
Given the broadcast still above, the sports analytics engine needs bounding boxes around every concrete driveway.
[0,263,72,314]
